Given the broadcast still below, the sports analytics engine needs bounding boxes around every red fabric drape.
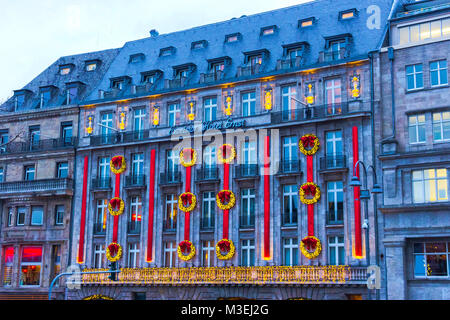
[184,165,192,241]
[112,173,121,243]
[146,150,156,262]
[263,136,271,259]
[306,155,314,237]
[77,156,89,264]
[352,126,362,258]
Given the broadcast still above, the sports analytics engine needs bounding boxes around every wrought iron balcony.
[237,64,264,77]
[239,214,255,228]
[279,160,301,174]
[0,178,73,196]
[282,213,298,227]
[0,137,77,155]
[159,171,181,185]
[90,130,149,146]
[127,221,141,235]
[326,210,344,226]
[200,71,225,84]
[320,154,347,171]
[318,47,350,63]
[122,130,149,142]
[91,177,111,190]
[163,219,177,232]
[125,175,146,188]
[196,166,219,181]
[271,103,351,124]
[234,164,259,179]
[200,217,215,231]
[276,56,304,70]
[93,223,106,235]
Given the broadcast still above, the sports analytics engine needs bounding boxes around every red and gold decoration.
[178,192,197,212]
[177,240,196,261]
[216,190,236,210]
[216,239,235,260]
[106,242,122,262]
[119,111,126,131]
[351,74,361,99]
[187,101,196,121]
[180,148,197,168]
[263,135,271,259]
[299,134,320,156]
[264,89,273,111]
[305,83,315,105]
[110,155,126,174]
[299,134,322,259]
[152,106,160,126]
[77,156,89,264]
[352,126,363,258]
[108,197,125,216]
[146,149,156,262]
[217,144,236,164]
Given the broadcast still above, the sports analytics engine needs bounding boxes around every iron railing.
[200,217,215,231]
[159,171,181,184]
[320,154,347,170]
[234,164,259,179]
[91,178,111,190]
[125,175,146,187]
[279,160,301,174]
[163,219,177,232]
[326,210,344,225]
[93,223,106,235]
[196,166,219,181]
[271,103,351,124]
[239,214,255,228]
[0,137,77,154]
[127,221,141,234]
[0,178,73,193]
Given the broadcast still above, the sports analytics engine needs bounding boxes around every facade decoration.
[146,149,156,262]
[86,115,94,135]
[305,83,315,105]
[106,242,123,262]
[224,95,233,116]
[119,111,126,130]
[351,74,361,99]
[152,106,160,126]
[187,101,196,121]
[264,88,273,110]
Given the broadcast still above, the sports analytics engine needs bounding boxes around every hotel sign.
[169,118,246,135]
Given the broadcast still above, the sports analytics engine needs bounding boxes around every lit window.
[261,26,276,36]
[301,19,313,27]
[398,18,450,45]
[95,199,108,233]
[20,246,42,286]
[408,114,426,144]
[3,247,14,286]
[86,63,97,71]
[225,33,240,43]
[164,194,177,231]
[430,60,448,87]
[406,64,424,90]
[201,241,215,267]
[60,67,71,75]
[129,196,142,223]
[433,112,450,142]
[341,11,354,19]
[413,242,449,278]
[412,169,448,203]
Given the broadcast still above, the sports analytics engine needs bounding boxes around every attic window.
[225,33,241,43]
[299,17,316,28]
[160,47,175,57]
[339,9,357,20]
[191,40,208,50]
[59,65,72,75]
[86,63,97,71]
[141,70,162,84]
[261,25,277,36]
[129,53,145,64]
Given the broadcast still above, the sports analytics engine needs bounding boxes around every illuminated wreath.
[106,242,122,262]
[299,134,320,156]
[177,240,196,261]
[110,155,126,174]
[180,148,197,167]
[299,182,321,205]
[216,190,236,211]
[178,192,197,212]
[218,144,236,164]
[300,236,322,259]
[215,239,235,260]
[108,197,125,216]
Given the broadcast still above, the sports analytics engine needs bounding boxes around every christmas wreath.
[217,144,236,164]
[215,239,235,260]
[110,155,126,174]
[299,134,320,156]
[178,192,197,212]
[299,182,321,205]
[177,240,196,261]
[216,190,236,210]
[106,242,122,262]
[108,197,125,216]
[300,236,322,259]
[180,148,197,167]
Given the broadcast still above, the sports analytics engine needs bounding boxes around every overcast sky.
[0,0,313,103]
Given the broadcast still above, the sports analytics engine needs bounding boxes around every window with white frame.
[168,103,181,127]
[0,167,4,182]
[203,145,216,169]
[164,194,177,230]
[100,113,113,137]
[166,150,179,180]
[281,85,297,120]
[98,157,110,179]
[325,79,342,114]
[412,168,448,203]
[163,241,177,267]
[242,141,257,165]
[327,181,344,224]
[31,206,43,226]
[204,97,217,122]
[240,188,255,228]
[242,91,256,117]
[16,207,26,226]
[127,243,140,268]
[7,208,13,226]
[93,244,106,268]
[433,111,450,142]
[129,196,142,223]
[328,236,345,265]
[20,246,42,286]
[95,199,108,232]
[409,114,426,144]
[283,185,298,225]
[55,205,64,225]
[3,246,14,286]
[430,60,448,87]
[240,239,255,267]
[399,18,450,45]
[132,153,144,177]
[406,64,424,91]
[57,162,68,178]
[134,108,146,133]
[201,241,215,267]
[282,136,298,172]
[24,165,35,181]
[413,241,449,278]
[283,238,298,266]
[201,192,215,229]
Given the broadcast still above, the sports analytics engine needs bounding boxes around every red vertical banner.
[146,149,156,262]
[112,173,121,243]
[306,155,314,236]
[352,126,363,258]
[263,136,271,259]
[184,166,192,241]
[77,156,89,264]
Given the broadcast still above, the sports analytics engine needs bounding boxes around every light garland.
[299,182,321,205]
[215,239,235,260]
[108,197,125,216]
[299,134,320,156]
[216,190,236,210]
[300,236,322,259]
[177,240,196,261]
[83,295,114,300]
[178,192,197,212]
[110,156,126,174]
[180,148,197,168]
[217,144,236,164]
[106,242,122,262]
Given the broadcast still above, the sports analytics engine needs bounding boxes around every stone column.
[384,239,407,300]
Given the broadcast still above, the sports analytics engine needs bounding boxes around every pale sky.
[0,0,313,103]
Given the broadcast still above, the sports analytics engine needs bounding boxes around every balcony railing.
[90,131,149,146]
[163,219,177,232]
[282,213,298,227]
[127,221,141,234]
[318,47,350,63]
[200,71,225,84]
[125,175,146,188]
[237,64,264,77]
[271,103,351,124]
[196,166,218,181]
[200,217,215,231]
[159,171,181,184]
[326,210,344,226]
[0,178,73,194]
[276,56,304,70]
[320,154,347,171]
[234,164,259,179]
[91,177,111,190]
[239,214,255,228]
[93,223,106,235]
[165,77,189,89]
[279,160,301,174]
[0,137,77,155]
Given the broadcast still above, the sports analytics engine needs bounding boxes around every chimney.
[149,29,159,37]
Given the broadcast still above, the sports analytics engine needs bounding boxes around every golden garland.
[217,144,236,164]
[106,242,122,262]
[299,134,320,156]
[108,197,125,216]
[215,239,235,260]
[216,190,236,211]
[177,241,196,261]
[83,295,114,300]
[299,182,321,205]
[110,156,126,174]
[178,192,197,212]
[180,148,197,167]
[300,236,322,259]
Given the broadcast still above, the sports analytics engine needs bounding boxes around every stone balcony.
[0,178,73,198]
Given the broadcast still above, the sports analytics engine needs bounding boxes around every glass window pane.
[410,25,420,42]
[414,254,426,276]
[419,22,431,40]
[425,242,446,253]
[430,20,442,38]
[413,243,424,253]
[413,180,424,203]
[426,254,448,276]
[442,18,450,36]
[399,27,409,44]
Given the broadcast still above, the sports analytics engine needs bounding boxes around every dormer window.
[15,94,25,109]
[59,64,73,75]
[225,33,241,43]
[323,34,352,62]
[85,59,100,71]
[109,76,131,90]
[38,87,55,108]
[261,25,277,36]
[112,79,124,90]
[86,63,97,71]
[129,53,145,64]
[63,82,84,105]
[191,40,208,50]
[13,89,32,110]
[173,63,196,80]
[159,46,175,57]
[339,9,357,20]
[299,17,316,28]
[212,62,225,74]
[175,69,189,80]
[140,70,162,85]
[248,55,262,67]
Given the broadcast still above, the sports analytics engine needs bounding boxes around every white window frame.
[409,114,426,144]
[203,97,217,122]
[165,194,178,229]
[240,188,256,227]
[242,91,256,117]
[430,60,448,87]
[98,157,110,178]
[433,111,450,142]
[283,238,298,266]
[413,241,450,279]
[412,168,448,203]
[240,239,255,267]
[201,241,215,267]
[201,192,215,228]
[132,153,144,176]
[129,196,142,222]
[406,64,424,91]
[30,206,43,226]
[327,181,344,224]
[93,244,106,269]
[283,185,298,225]
[163,241,177,267]
[127,243,140,268]
[328,236,345,265]
[168,103,180,127]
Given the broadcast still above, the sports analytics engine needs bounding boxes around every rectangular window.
[31,206,43,226]
[327,181,344,224]
[325,79,342,114]
[166,150,179,180]
[129,196,142,223]
[132,153,144,177]
[240,239,255,267]
[201,241,215,267]
[86,63,97,71]
[95,199,108,233]
[93,244,105,269]
[203,97,217,122]
[168,103,181,127]
[242,92,256,117]
[61,122,73,145]
[412,169,448,203]
[133,108,146,133]
[16,207,26,226]
[29,126,40,149]
[98,157,110,179]
[163,241,177,267]
[326,130,343,160]
[283,185,298,225]
[3,247,14,286]
[7,208,13,227]
[57,162,68,178]
[329,236,345,265]
[281,85,297,121]
[430,60,448,87]
[203,145,216,170]
[406,64,424,91]
[50,245,61,286]
[413,241,449,278]
[0,167,4,182]
[100,113,113,143]
[55,205,64,225]
[398,18,450,45]
[24,165,35,181]
[409,114,426,144]
[240,188,255,228]
[282,136,298,172]
[433,111,450,142]
[201,192,215,230]
[283,238,298,266]
[39,90,51,108]
[127,243,140,268]
[164,194,178,230]
[20,246,42,286]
